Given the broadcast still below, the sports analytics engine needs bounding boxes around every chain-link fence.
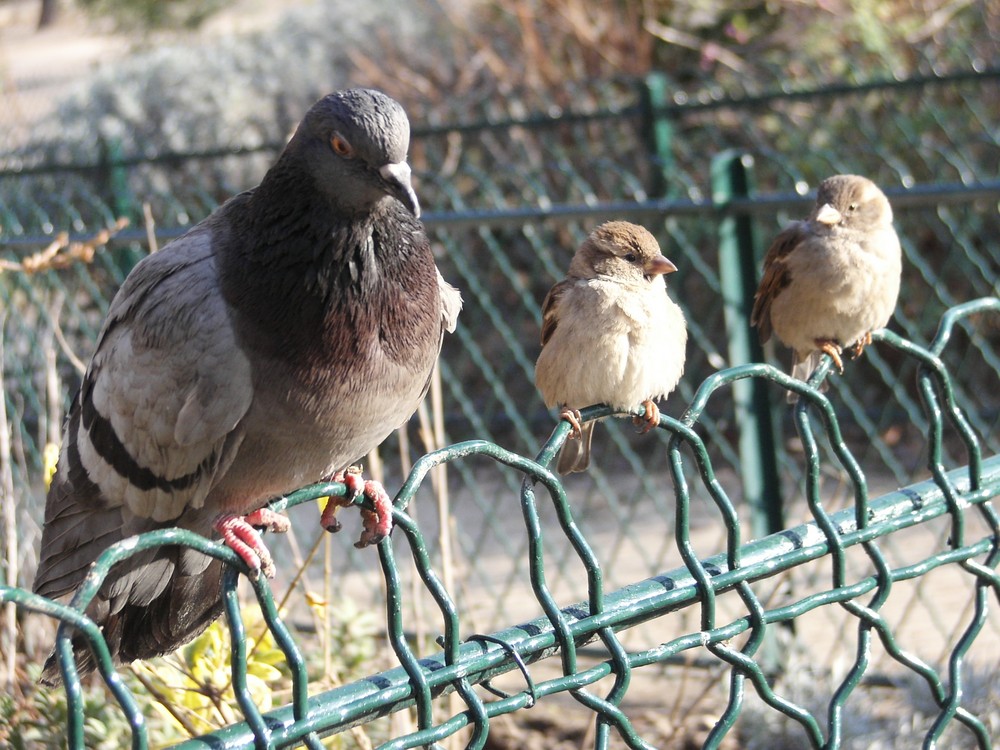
[1,69,999,747]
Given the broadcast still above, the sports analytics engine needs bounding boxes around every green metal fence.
[2,69,1000,747]
[2,302,999,748]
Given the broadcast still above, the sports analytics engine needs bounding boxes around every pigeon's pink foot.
[815,338,845,374]
[558,407,584,440]
[214,508,290,579]
[321,466,394,548]
[633,399,660,434]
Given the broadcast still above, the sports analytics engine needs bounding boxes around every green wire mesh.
[2,69,1000,748]
[2,299,998,749]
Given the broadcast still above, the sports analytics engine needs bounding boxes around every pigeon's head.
[810,174,892,233]
[293,88,420,218]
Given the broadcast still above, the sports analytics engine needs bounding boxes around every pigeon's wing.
[539,279,573,347]
[33,225,253,600]
[751,221,807,344]
[438,268,462,334]
[409,267,462,411]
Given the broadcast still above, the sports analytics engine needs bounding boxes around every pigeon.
[751,174,901,397]
[534,221,687,474]
[32,88,461,681]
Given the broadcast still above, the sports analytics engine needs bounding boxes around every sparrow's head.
[810,174,892,232]
[285,88,420,218]
[571,221,677,285]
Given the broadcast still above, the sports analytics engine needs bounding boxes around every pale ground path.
[0,0,312,147]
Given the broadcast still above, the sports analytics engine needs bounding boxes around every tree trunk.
[37,0,59,29]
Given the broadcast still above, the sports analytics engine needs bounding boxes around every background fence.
[1,68,999,747]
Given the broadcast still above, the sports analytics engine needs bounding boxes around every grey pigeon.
[534,221,687,474]
[32,88,461,681]
[751,174,901,397]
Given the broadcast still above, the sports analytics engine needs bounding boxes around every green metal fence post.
[711,151,784,540]
[97,135,135,222]
[638,72,675,199]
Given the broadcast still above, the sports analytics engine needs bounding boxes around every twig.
[130,667,202,737]
[142,202,159,254]
[416,363,462,750]
[644,18,748,73]
[0,314,18,693]
[0,218,129,275]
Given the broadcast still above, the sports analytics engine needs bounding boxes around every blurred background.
[1,0,999,746]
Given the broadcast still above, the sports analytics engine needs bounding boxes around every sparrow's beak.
[815,203,842,226]
[644,255,678,277]
[380,161,421,218]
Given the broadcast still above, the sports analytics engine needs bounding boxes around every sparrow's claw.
[633,399,660,434]
[215,509,290,579]
[321,466,393,548]
[847,331,873,360]
[816,339,845,374]
[559,407,584,440]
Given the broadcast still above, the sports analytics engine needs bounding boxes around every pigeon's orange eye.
[331,133,354,157]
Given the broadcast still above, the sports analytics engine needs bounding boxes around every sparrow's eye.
[624,253,637,263]
[331,133,354,157]
[848,202,859,212]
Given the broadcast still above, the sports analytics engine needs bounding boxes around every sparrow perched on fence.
[751,174,901,397]
[534,221,687,474]
[32,88,461,681]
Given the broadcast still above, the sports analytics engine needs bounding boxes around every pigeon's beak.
[379,161,421,218]
[815,203,842,226]
[644,254,677,277]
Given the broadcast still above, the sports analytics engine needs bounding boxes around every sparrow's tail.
[557,421,595,474]
[788,351,829,403]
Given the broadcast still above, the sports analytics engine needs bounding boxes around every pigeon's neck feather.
[216,168,437,374]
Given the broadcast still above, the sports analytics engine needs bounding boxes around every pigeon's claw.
[847,331,874,360]
[355,480,393,548]
[245,507,292,533]
[321,466,393,548]
[633,399,660,434]
[559,407,584,440]
[215,509,290,579]
[816,339,845,374]
[320,467,362,533]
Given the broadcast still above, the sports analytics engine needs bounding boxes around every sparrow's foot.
[321,466,393,548]
[215,508,290,579]
[559,407,584,440]
[633,399,660,434]
[816,339,845,374]
[847,331,873,360]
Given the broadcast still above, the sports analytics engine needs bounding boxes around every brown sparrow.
[751,174,901,395]
[535,221,687,473]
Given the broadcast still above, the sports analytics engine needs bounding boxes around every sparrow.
[751,174,901,395]
[534,221,687,474]
[31,88,461,681]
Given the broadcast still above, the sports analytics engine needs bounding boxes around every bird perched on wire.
[32,88,461,681]
[534,221,687,474]
[751,174,901,398]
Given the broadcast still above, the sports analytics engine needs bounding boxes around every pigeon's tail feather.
[557,421,595,474]
[787,351,828,403]
[40,552,225,685]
